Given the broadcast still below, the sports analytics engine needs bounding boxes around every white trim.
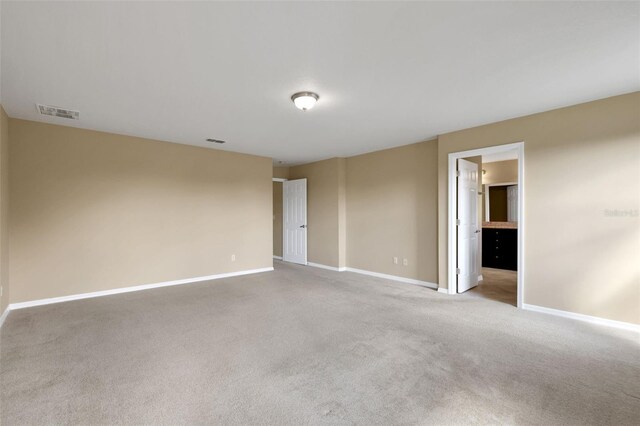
[345,267,438,289]
[306,263,437,289]
[307,262,346,272]
[523,304,640,333]
[0,306,9,328]
[272,180,286,263]
[478,274,483,282]
[448,141,525,309]
[9,267,274,310]
[437,287,450,294]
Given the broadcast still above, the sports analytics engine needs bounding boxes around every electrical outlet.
[403,258,408,266]
[231,254,236,262]
[393,257,398,265]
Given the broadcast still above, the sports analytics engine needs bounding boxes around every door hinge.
[456,219,461,226]
[456,268,461,275]
[456,170,460,177]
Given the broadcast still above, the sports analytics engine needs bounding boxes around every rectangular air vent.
[206,138,226,144]
[37,104,79,120]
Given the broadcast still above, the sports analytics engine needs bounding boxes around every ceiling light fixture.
[291,92,319,111]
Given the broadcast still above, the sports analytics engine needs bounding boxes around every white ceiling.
[2,1,638,165]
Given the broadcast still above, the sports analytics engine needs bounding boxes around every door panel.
[283,179,307,265]
[457,159,479,293]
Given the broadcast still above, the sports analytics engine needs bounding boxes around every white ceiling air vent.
[37,104,80,120]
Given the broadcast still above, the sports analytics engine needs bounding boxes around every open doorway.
[273,177,308,265]
[447,142,524,308]
[272,178,285,260]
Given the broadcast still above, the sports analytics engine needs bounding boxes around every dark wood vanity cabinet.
[482,228,517,270]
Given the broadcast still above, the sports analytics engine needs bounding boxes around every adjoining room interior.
[476,152,519,306]
[0,2,639,425]
[446,143,524,309]
[465,149,520,306]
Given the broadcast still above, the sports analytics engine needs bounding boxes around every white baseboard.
[9,267,274,310]
[523,303,639,333]
[307,262,346,272]
[0,306,9,328]
[306,262,436,289]
[288,261,438,290]
[344,267,438,289]
[273,255,283,260]
[437,287,450,294]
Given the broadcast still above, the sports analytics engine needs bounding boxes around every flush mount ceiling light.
[291,92,319,111]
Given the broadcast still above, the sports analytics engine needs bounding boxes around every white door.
[457,159,480,293]
[283,178,307,265]
[507,185,518,222]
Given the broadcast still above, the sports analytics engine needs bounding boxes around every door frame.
[272,178,286,260]
[447,141,525,308]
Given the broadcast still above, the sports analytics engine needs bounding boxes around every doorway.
[273,178,308,265]
[447,142,524,308]
[283,178,307,264]
[272,178,285,260]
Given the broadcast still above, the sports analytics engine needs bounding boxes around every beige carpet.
[1,261,639,425]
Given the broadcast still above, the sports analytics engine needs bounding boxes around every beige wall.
[0,107,9,314]
[4,93,637,327]
[289,158,346,268]
[273,181,283,257]
[5,93,636,328]
[438,92,640,324]
[346,140,438,283]
[9,119,273,303]
[482,159,518,185]
[273,166,290,180]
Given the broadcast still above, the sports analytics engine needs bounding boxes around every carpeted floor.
[1,261,639,425]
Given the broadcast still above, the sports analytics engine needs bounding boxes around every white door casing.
[457,159,480,293]
[283,178,307,265]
